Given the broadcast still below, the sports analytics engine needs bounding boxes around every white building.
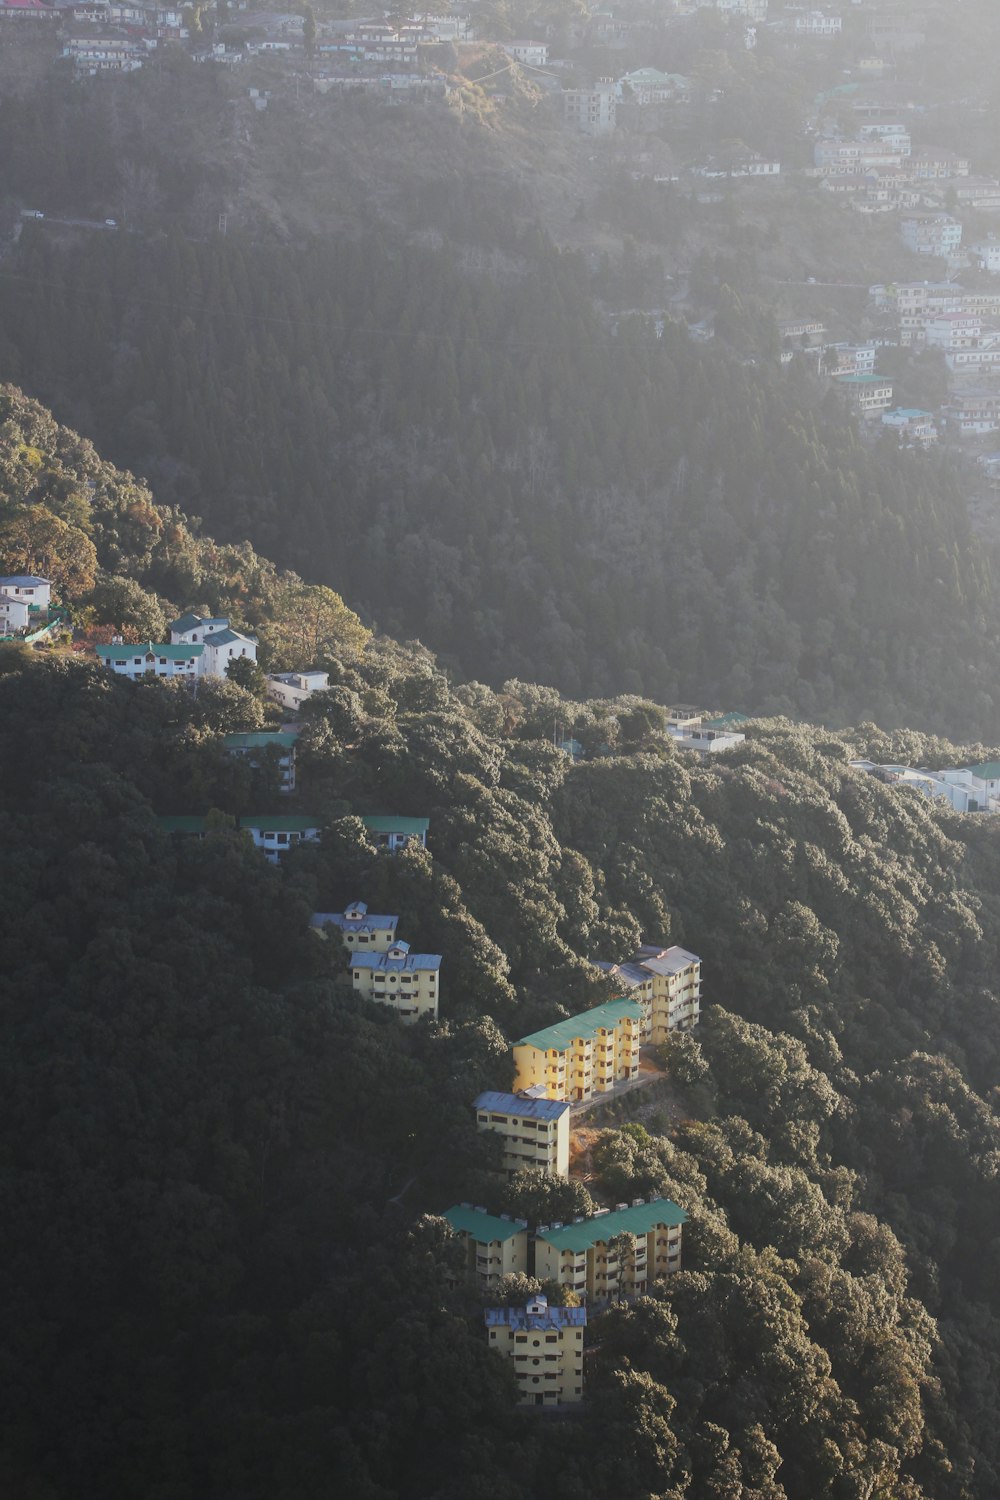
[850,762,998,814]
[267,669,330,711]
[0,593,32,631]
[834,374,894,415]
[881,408,936,444]
[794,11,842,37]
[504,40,548,66]
[222,730,297,791]
[667,724,746,755]
[95,642,204,680]
[241,815,321,860]
[200,627,258,677]
[0,574,51,610]
[970,240,1000,275]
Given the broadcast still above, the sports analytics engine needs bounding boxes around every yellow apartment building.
[512,998,644,1103]
[595,944,701,1042]
[309,901,400,952]
[443,1204,530,1289]
[473,1090,571,1178]
[534,1198,687,1302]
[484,1295,587,1405]
[350,940,441,1022]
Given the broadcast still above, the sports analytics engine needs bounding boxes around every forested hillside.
[3,222,997,737]
[3,390,1000,1499]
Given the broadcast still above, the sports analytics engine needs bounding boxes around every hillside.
[3,388,1000,1499]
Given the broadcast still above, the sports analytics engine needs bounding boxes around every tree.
[0,504,97,598]
[261,580,370,670]
[225,653,268,695]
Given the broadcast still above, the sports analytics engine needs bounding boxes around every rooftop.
[474,1091,571,1123]
[310,910,398,931]
[361,814,430,835]
[168,612,228,634]
[351,950,442,973]
[240,815,320,833]
[537,1198,688,1253]
[96,642,204,661]
[0,574,50,586]
[222,731,299,750]
[517,998,645,1053]
[485,1299,587,1331]
[443,1205,525,1244]
[966,761,1000,780]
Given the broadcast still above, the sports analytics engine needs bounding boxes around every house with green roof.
[157,813,321,861]
[443,1204,530,1289]
[535,1197,687,1302]
[223,730,299,792]
[96,642,204,680]
[513,998,644,1103]
[361,814,429,852]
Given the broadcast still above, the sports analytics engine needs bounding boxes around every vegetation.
[3,391,1000,1497]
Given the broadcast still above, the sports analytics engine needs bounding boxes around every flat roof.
[517,998,645,1053]
[443,1205,525,1243]
[537,1198,688,1253]
[474,1091,571,1123]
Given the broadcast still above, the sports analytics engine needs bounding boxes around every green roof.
[537,1199,688,1253]
[966,761,1000,780]
[443,1205,525,1244]
[703,711,749,729]
[240,815,319,832]
[517,998,646,1053]
[96,641,204,661]
[361,815,430,834]
[222,731,299,750]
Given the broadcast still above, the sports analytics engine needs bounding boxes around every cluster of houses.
[851,758,1000,815]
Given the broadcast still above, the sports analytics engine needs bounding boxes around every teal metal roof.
[443,1205,525,1243]
[703,711,749,729]
[361,815,430,834]
[223,731,298,750]
[96,642,204,661]
[517,998,645,1053]
[241,815,319,833]
[967,761,1000,780]
[537,1199,687,1253]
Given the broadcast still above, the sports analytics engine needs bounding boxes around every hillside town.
[5,0,1000,473]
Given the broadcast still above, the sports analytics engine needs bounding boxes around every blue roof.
[0,574,49,587]
[351,951,441,973]
[485,1300,587,1330]
[474,1091,571,1123]
[311,911,398,932]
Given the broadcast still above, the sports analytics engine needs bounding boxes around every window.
[159,658,167,666]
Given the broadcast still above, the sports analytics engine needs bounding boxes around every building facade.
[594,944,701,1042]
[96,642,204,679]
[473,1090,571,1178]
[513,998,644,1102]
[309,901,400,952]
[485,1295,586,1405]
[534,1198,687,1301]
[351,940,441,1022]
[223,730,298,791]
[563,81,616,136]
[267,670,330,711]
[443,1205,530,1289]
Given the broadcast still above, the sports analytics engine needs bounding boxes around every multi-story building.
[96,641,204,680]
[794,11,842,37]
[945,395,1000,434]
[503,39,548,65]
[309,901,400,952]
[910,149,971,181]
[222,730,298,792]
[834,373,894,415]
[594,944,701,1042]
[443,1204,530,1289]
[953,178,1000,212]
[881,408,937,445]
[351,940,441,1022]
[970,240,1000,276]
[534,1198,687,1301]
[473,1090,572,1178]
[563,81,616,136]
[901,212,962,259]
[485,1295,586,1406]
[166,612,258,677]
[512,998,644,1102]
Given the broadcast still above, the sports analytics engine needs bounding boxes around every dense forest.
[4,388,1000,1499]
[1,66,999,735]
